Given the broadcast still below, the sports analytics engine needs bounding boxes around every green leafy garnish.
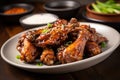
[100,42,106,48]
[42,28,50,34]
[16,55,20,59]
[47,23,52,28]
[36,62,43,66]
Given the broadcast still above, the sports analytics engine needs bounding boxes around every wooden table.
[0,1,120,80]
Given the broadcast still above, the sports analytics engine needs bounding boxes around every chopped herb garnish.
[100,42,106,48]
[47,23,52,28]
[16,55,20,59]
[42,28,50,34]
[36,62,43,66]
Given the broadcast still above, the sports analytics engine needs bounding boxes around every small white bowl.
[19,13,59,29]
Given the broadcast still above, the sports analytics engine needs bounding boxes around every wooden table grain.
[0,1,120,80]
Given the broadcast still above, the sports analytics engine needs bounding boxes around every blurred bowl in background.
[20,13,59,29]
[0,3,34,23]
[44,0,81,20]
[86,3,120,22]
[82,2,120,32]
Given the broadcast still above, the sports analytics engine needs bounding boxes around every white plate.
[1,22,120,73]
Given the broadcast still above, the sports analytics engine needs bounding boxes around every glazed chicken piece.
[40,48,56,65]
[69,18,80,27]
[57,29,89,63]
[96,34,108,44]
[36,26,69,47]
[80,25,98,42]
[52,19,68,27]
[17,38,39,62]
[36,18,79,48]
[80,24,108,43]
[16,31,42,62]
[35,19,67,45]
[85,41,101,56]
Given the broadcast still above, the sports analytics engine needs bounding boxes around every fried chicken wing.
[36,27,69,47]
[57,29,89,63]
[40,48,56,65]
[85,41,101,56]
[17,38,39,62]
[36,18,79,48]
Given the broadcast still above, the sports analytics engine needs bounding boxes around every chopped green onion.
[100,42,106,48]
[42,28,50,34]
[36,62,43,66]
[47,23,52,28]
[16,55,20,59]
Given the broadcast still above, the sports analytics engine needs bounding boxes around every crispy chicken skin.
[57,29,89,63]
[40,48,56,65]
[52,19,68,27]
[35,19,69,48]
[36,26,69,47]
[17,38,38,62]
[35,18,79,48]
[85,41,101,56]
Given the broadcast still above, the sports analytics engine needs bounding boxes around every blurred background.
[0,0,96,6]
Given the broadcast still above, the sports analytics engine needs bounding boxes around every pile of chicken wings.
[16,18,108,65]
